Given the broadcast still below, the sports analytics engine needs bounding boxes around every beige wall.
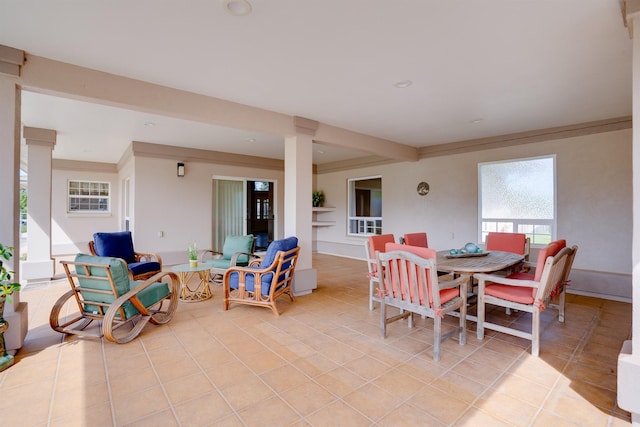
[315,128,632,299]
[129,156,285,265]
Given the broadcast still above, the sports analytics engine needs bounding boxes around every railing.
[348,217,383,236]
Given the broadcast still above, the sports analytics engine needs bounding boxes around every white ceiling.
[0,0,633,165]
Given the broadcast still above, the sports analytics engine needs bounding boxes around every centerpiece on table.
[188,242,198,268]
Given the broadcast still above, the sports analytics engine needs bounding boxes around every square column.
[284,133,316,295]
[21,127,56,280]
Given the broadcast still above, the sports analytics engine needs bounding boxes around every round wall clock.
[417,181,430,196]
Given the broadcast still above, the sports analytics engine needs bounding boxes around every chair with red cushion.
[377,243,469,361]
[402,232,428,248]
[485,231,530,260]
[475,245,575,356]
[364,234,396,310]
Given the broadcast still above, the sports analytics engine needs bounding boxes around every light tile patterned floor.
[0,253,632,426]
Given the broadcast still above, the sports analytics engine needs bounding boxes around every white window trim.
[67,179,111,214]
[477,155,557,247]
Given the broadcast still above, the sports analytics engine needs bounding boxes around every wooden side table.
[172,263,213,302]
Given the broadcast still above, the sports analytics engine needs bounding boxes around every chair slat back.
[61,254,132,320]
[535,246,572,302]
[377,250,438,308]
[365,234,395,276]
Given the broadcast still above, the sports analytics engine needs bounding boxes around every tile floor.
[0,253,632,426]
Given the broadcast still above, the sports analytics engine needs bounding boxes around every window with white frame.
[348,176,382,236]
[68,180,110,213]
[479,156,555,245]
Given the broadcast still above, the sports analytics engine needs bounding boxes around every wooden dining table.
[436,250,525,322]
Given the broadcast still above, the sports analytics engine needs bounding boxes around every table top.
[436,250,524,274]
[171,263,212,273]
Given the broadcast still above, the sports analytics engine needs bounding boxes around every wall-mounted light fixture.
[177,162,185,177]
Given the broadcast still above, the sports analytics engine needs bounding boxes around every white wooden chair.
[475,245,574,356]
[376,246,469,361]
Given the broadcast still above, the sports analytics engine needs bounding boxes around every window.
[68,180,110,213]
[348,176,382,236]
[479,156,555,245]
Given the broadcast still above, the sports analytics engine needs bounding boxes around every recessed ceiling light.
[144,122,155,127]
[223,0,252,16]
[246,138,256,143]
[317,150,325,155]
[394,80,413,88]
[470,118,483,124]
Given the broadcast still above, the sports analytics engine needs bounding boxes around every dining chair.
[89,231,162,281]
[364,234,396,310]
[377,243,469,361]
[402,232,428,248]
[475,245,573,356]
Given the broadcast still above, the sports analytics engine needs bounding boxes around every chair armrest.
[229,251,260,266]
[200,249,222,262]
[134,251,162,266]
[474,273,539,289]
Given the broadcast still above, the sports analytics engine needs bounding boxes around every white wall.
[315,128,632,299]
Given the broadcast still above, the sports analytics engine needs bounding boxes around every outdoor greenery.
[0,243,21,303]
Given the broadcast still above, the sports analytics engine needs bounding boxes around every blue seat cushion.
[93,231,137,264]
[128,261,161,277]
[228,268,275,296]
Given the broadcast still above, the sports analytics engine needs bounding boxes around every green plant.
[188,242,198,260]
[0,244,21,304]
[312,191,324,207]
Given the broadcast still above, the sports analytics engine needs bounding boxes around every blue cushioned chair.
[51,254,180,343]
[89,231,162,281]
[223,236,300,316]
[201,234,256,283]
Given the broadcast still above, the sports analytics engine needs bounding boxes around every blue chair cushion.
[227,236,298,296]
[128,261,161,277]
[93,231,136,264]
[260,236,298,268]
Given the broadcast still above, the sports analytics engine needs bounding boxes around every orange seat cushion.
[403,232,428,248]
[486,232,527,255]
[484,284,535,304]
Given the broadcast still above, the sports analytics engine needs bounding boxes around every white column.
[284,132,317,295]
[0,77,28,352]
[619,2,640,423]
[22,127,56,280]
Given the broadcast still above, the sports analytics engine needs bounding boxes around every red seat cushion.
[486,232,527,255]
[485,284,535,304]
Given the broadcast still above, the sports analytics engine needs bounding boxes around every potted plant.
[0,243,20,372]
[312,190,324,207]
[188,242,198,268]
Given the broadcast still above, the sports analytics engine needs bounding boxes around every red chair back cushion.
[403,232,428,248]
[486,232,527,255]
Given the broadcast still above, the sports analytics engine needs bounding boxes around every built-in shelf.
[313,206,336,227]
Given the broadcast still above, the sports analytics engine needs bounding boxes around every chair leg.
[369,280,375,311]
[380,299,387,338]
[433,316,442,362]
[477,294,485,340]
[532,310,540,357]
[558,290,566,323]
[459,305,467,346]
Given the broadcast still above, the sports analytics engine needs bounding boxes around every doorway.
[212,178,275,252]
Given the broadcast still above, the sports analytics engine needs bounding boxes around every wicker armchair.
[201,234,257,283]
[223,236,299,316]
[51,254,180,343]
[88,231,162,281]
